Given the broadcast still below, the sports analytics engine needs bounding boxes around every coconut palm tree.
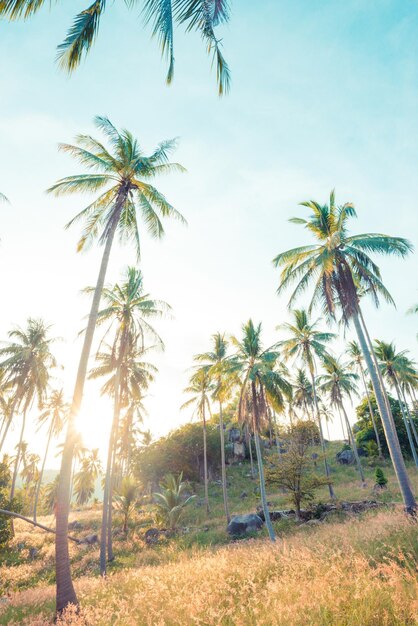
[277,309,336,499]
[318,357,366,485]
[232,320,292,542]
[273,190,416,512]
[33,390,68,522]
[0,319,57,506]
[291,368,314,419]
[374,341,418,467]
[346,340,383,458]
[195,333,234,524]
[0,1,230,95]
[48,116,185,611]
[181,367,213,515]
[113,475,139,534]
[73,449,102,506]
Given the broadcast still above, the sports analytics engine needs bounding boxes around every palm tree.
[318,357,366,485]
[33,390,68,522]
[374,341,418,467]
[114,476,139,534]
[273,191,416,513]
[74,449,102,506]
[0,319,57,506]
[232,320,292,542]
[292,368,314,420]
[181,367,213,515]
[346,340,383,458]
[153,472,196,530]
[277,309,336,499]
[0,1,230,95]
[49,116,185,612]
[195,333,234,524]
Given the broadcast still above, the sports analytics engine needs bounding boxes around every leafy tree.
[375,467,388,488]
[0,1,230,94]
[49,116,185,612]
[266,422,329,520]
[153,472,195,529]
[114,476,140,534]
[42,475,60,516]
[74,449,102,506]
[273,190,416,512]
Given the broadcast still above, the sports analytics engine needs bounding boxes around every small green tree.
[114,476,139,534]
[375,468,388,488]
[266,422,329,520]
[153,473,195,530]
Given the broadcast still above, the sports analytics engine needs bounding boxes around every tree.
[195,333,234,524]
[43,475,60,516]
[346,340,383,458]
[318,357,366,485]
[278,309,336,498]
[33,390,68,522]
[232,319,292,542]
[273,190,416,513]
[181,367,213,515]
[153,472,195,529]
[291,368,314,419]
[0,1,230,95]
[266,422,329,520]
[49,116,185,613]
[73,449,102,506]
[113,476,139,534]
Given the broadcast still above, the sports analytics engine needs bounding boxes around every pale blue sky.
[0,0,417,465]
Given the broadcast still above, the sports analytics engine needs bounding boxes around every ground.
[0,442,417,625]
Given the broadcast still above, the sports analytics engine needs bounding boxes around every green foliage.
[153,472,196,529]
[355,393,418,458]
[134,421,221,485]
[375,467,388,487]
[0,460,21,549]
[114,476,140,533]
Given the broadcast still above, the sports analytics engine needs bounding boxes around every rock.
[227,514,264,536]
[28,547,38,559]
[144,528,161,545]
[228,427,242,443]
[240,491,248,499]
[336,449,355,465]
[68,520,82,530]
[81,534,98,545]
[233,442,246,461]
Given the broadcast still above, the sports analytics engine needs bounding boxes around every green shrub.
[375,468,388,488]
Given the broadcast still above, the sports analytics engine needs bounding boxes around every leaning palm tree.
[232,320,292,542]
[33,390,68,522]
[318,357,366,485]
[374,341,418,467]
[273,190,416,513]
[0,1,230,95]
[277,309,336,499]
[181,367,213,515]
[195,333,234,524]
[49,116,185,611]
[346,340,383,458]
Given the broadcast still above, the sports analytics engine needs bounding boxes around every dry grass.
[2,509,417,626]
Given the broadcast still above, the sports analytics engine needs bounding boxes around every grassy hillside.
[1,442,418,625]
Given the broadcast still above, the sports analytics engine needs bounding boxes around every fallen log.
[0,509,80,544]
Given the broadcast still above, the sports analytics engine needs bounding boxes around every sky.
[0,0,417,469]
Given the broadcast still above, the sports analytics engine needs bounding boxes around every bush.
[375,467,388,488]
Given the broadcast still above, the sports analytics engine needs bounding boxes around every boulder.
[68,520,82,530]
[227,514,264,536]
[228,427,242,443]
[336,449,355,465]
[144,528,161,545]
[81,533,98,545]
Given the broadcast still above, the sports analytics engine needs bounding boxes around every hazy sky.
[0,0,417,468]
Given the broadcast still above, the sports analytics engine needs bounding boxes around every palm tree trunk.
[101,363,122,575]
[340,402,366,485]
[218,400,230,524]
[107,407,121,563]
[55,202,124,614]
[10,409,27,502]
[352,312,416,513]
[393,376,418,468]
[246,425,255,477]
[0,393,20,453]
[251,383,275,542]
[33,423,53,522]
[338,407,347,440]
[401,386,418,448]
[272,410,282,461]
[310,372,336,499]
[202,405,210,515]
[359,364,383,458]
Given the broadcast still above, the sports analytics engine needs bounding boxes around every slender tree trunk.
[393,376,418,468]
[340,402,366,485]
[55,204,123,614]
[0,393,20,454]
[218,400,230,524]
[101,363,121,575]
[272,410,281,461]
[353,312,416,513]
[338,407,347,440]
[310,372,336,499]
[33,424,53,522]
[10,410,27,502]
[359,364,383,458]
[246,425,255,478]
[401,386,418,448]
[107,434,118,563]
[251,383,275,542]
[202,405,210,515]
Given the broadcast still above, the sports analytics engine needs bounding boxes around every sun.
[73,392,113,455]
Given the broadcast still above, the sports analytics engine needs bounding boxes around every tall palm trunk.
[202,404,210,515]
[310,372,335,499]
[352,312,416,512]
[107,397,122,563]
[55,200,124,614]
[10,409,27,502]
[0,393,20,453]
[246,425,255,478]
[359,364,383,458]
[218,399,230,524]
[101,363,121,576]
[33,423,53,522]
[251,382,275,542]
[272,410,282,461]
[393,375,418,468]
[401,386,418,447]
[340,402,366,485]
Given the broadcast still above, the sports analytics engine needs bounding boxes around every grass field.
[1,442,418,625]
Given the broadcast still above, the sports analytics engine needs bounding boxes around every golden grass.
[2,509,418,626]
